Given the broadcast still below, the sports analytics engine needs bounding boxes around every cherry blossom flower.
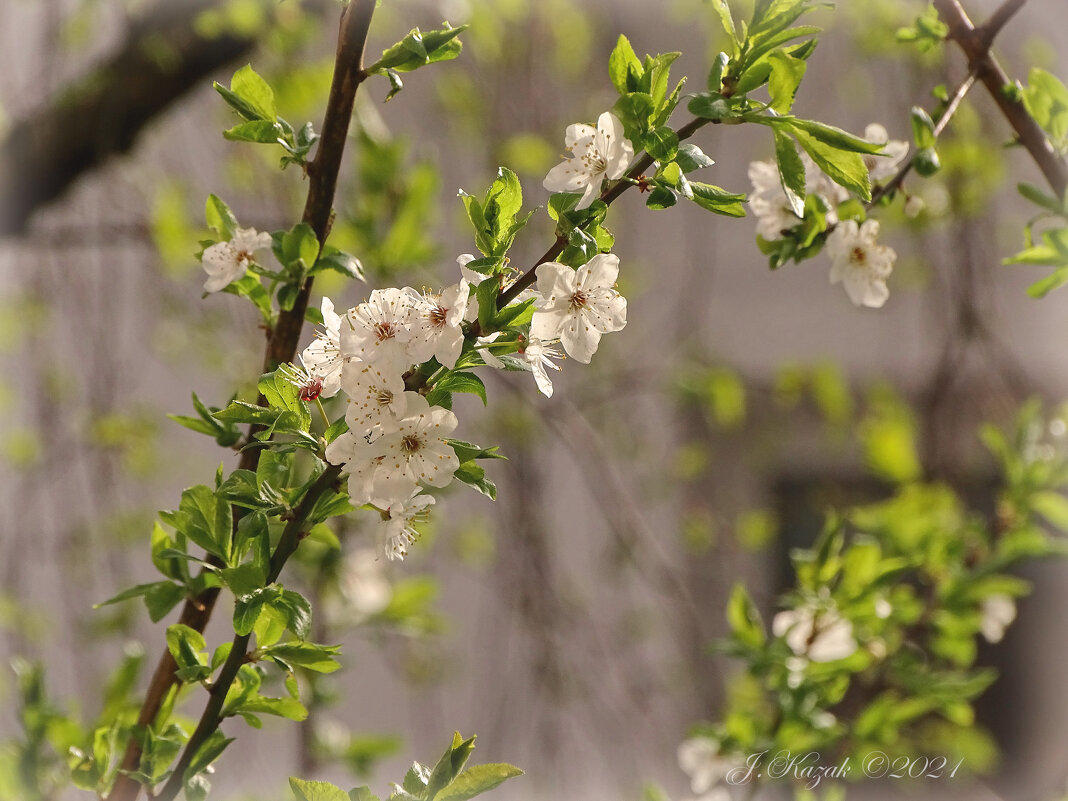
[333,548,391,622]
[300,297,344,398]
[826,219,896,308]
[979,594,1017,643]
[201,227,272,293]
[340,358,408,435]
[328,393,459,508]
[531,253,627,364]
[772,602,857,662]
[407,280,470,368]
[748,160,803,240]
[543,111,634,210]
[677,737,736,795]
[862,123,909,184]
[518,337,564,398]
[378,491,435,560]
[341,288,416,371]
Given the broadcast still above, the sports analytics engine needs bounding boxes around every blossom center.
[374,322,397,342]
[429,304,448,328]
[375,389,394,408]
[850,246,867,266]
[569,290,590,310]
[401,434,422,454]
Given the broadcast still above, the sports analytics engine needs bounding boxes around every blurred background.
[2,0,1068,799]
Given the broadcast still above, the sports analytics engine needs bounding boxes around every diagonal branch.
[0,0,334,236]
[932,0,1068,198]
[107,3,377,799]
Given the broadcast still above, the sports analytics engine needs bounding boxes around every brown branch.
[154,465,343,801]
[933,0,1068,198]
[868,70,978,207]
[0,0,295,236]
[108,3,376,799]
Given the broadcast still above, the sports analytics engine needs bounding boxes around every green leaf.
[644,126,679,162]
[773,129,806,217]
[224,120,282,144]
[454,462,497,500]
[791,126,871,200]
[646,185,677,210]
[708,0,739,57]
[1018,182,1066,215]
[369,24,467,73]
[205,194,237,238]
[278,589,313,639]
[144,582,186,623]
[608,34,643,95]
[165,624,208,680]
[234,586,277,636]
[350,788,381,801]
[221,563,267,599]
[281,222,321,273]
[229,64,277,121]
[910,106,937,149]
[425,734,477,801]
[687,92,733,121]
[1027,266,1068,298]
[688,182,747,217]
[265,642,342,674]
[767,49,806,113]
[435,764,524,801]
[432,372,487,405]
[726,584,766,648]
[188,731,234,779]
[675,143,715,173]
[787,118,884,154]
[289,778,351,801]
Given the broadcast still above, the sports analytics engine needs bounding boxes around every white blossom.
[341,288,416,371]
[904,195,925,218]
[201,227,272,293]
[772,602,857,663]
[407,280,470,368]
[378,491,435,560]
[301,297,345,398]
[531,253,627,364]
[826,219,896,308]
[677,737,735,795]
[748,160,803,240]
[979,594,1017,644]
[340,358,408,435]
[543,111,634,210]
[862,123,909,184]
[519,337,564,398]
[329,393,459,508]
[334,548,392,622]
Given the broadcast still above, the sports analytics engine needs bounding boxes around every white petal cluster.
[297,247,629,554]
[531,253,627,364]
[862,123,909,184]
[677,737,737,796]
[772,602,857,663]
[543,112,634,210]
[292,276,470,560]
[979,594,1016,644]
[826,219,896,308]
[201,227,272,293]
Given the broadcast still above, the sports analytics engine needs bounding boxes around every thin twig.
[108,3,376,798]
[933,0,1068,198]
[868,69,979,207]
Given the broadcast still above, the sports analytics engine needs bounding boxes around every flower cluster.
[749,122,908,308]
[200,227,273,293]
[292,246,627,557]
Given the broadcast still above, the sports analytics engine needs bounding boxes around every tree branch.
[932,0,1068,198]
[1,0,262,236]
[108,3,376,799]
[153,465,343,801]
